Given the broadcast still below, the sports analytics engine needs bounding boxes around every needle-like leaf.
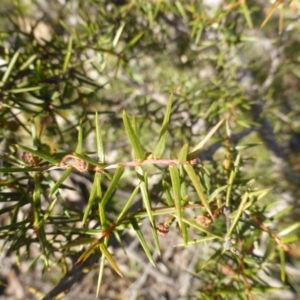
[153,93,173,158]
[122,110,144,160]
[184,163,213,218]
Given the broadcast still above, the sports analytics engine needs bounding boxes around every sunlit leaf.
[75,120,84,154]
[153,93,173,158]
[169,164,183,229]
[184,163,213,218]
[99,243,123,277]
[187,118,225,160]
[122,110,144,160]
[130,218,155,266]
[178,143,189,164]
[101,165,124,207]
[95,112,105,163]
[49,167,73,196]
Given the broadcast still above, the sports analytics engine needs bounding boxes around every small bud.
[22,152,40,166]
[73,158,89,172]
[222,264,235,275]
[223,158,231,170]
[156,223,170,236]
[60,155,89,172]
[196,215,212,227]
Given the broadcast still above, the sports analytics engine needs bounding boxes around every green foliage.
[1,0,300,299]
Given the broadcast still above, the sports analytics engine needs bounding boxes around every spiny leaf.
[130,218,155,267]
[76,240,100,264]
[225,152,241,207]
[122,110,144,160]
[123,31,145,50]
[184,163,213,218]
[20,54,37,71]
[137,167,154,227]
[176,236,217,247]
[49,167,73,197]
[33,173,41,227]
[62,36,73,74]
[261,2,279,30]
[241,1,253,28]
[116,184,140,223]
[187,117,225,160]
[169,164,183,229]
[75,120,84,154]
[101,165,124,207]
[82,173,100,226]
[95,112,105,163]
[162,180,174,206]
[226,192,249,237]
[99,243,123,277]
[279,248,286,282]
[150,224,161,256]
[37,198,58,229]
[178,143,189,164]
[278,223,300,237]
[1,50,19,84]
[153,93,173,158]
[113,21,125,48]
[96,254,106,298]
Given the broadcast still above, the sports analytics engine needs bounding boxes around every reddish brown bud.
[156,223,170,236]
